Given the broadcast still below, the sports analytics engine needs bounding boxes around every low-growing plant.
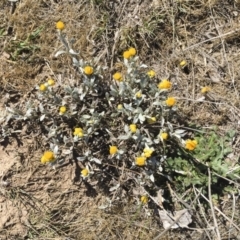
[165,129,239,193]
[1,21,239,216]
[6,26,43,60]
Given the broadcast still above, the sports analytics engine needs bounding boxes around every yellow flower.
[135,91,142,98]
[73,128,84,137]
[47,79,55,86]
[84,66,94,75]
[160,132,168,140]
[147,70,156,78]
[59,106,67,115]
[56,21,65,30]
[147,117,156,124]
[39,84,47,92]
[185,139,198,151]
[179,60,187,68]
[128,47,136,57]
[129,124,137,133]
[158,79,172,90]
[81,168,89,177]
[41,151,55,164]
[143,148,154,158]
[110,146,118,155]
[123,50,131,59]
[201,86,211,94]
[166,97,176,107]
[113,72,123,81]
[117,104,123,110]
[135,156,147,166]
[140,195,148,204]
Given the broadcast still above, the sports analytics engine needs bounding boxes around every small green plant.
[165,129,239,195]
[6,26,43,60]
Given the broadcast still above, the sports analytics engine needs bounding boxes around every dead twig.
[195,188,240,233]
[208,168,221,240]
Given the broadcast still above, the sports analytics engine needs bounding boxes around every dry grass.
[0,0,240,239]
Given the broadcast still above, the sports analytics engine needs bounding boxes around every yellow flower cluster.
[110,146,118,155]
[84,66,94,75]
[201,86,211,94]
[39,79,55,92]
[113,72,123,81]
[147,70,156,78]
[59,106,67,115]
[160,132,168,140]
[135,91,142,98]
[185,139,197,151]
[47,79,55,86]
[129,124,137,133]
[143,148,154,158]
[39,84,47,92]
[135,156,147,166]
[56,21,65,30]
[165,97,176,107]
[81,168,89,177]
[41,151,55,164]
[73,127,84,137]
[123,47,136,59]
[158,79,172,90]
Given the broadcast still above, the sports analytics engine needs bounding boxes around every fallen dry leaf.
[158,209,192,229]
